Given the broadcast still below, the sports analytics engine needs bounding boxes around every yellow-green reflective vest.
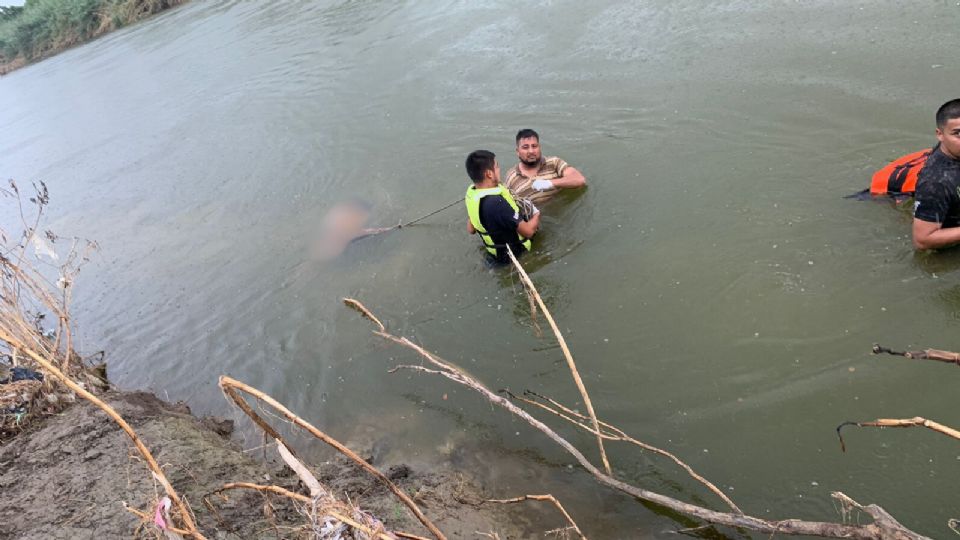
[464,184,532,256]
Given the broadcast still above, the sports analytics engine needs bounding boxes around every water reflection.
[912,248,960,277]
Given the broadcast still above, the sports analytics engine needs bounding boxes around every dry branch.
[349,300,929,539]
[873,344,960,366]
[504,245,611,476]
[837,417,960,452]
[218,376,445,540]
[276,439,324,498]
[502,389,740,514]
[486,494,586,540]
[344,297,386,332]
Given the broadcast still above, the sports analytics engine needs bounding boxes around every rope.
[397,198,463,229]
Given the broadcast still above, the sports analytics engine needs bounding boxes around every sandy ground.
[0,390,531,539]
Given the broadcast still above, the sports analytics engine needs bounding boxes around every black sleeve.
[481,196,522,231]
[914,178,953,224]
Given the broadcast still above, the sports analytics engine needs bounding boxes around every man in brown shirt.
[504,128,586,205]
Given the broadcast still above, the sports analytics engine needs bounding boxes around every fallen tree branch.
[502,389,741,514]
[872,344,960,366]
[350,300,929,538]
[486,494,586,540]
[505,245,611,476]
[837,417,960,452]
[275,439,325,498]
[218,376,445,540]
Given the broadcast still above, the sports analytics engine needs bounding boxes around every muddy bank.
[0,390,533,539]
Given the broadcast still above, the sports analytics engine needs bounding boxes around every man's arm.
[551,166,586,189]
[532,164,586,191]
[912,218,960,249]
[467,218,476,234]
[912,177,960,249]
[517,212,540,238]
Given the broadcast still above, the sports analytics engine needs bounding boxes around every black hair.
[465,150,496,183]
[936,99,960,128]
[515,129,539,145]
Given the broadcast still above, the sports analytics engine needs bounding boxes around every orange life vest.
[869,148,933,196]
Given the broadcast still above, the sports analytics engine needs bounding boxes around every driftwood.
[486,494,585,540]
[347,299,930,539]
[837,417,960,452]
[504,245,611,476]
[218,376,446,540]
[873,344,960,365]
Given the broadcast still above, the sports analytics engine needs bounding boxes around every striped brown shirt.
[504,156,569,204]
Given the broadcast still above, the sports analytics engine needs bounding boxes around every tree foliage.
[0,0,182,66]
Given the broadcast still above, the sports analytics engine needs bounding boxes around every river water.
[2,1,959,537]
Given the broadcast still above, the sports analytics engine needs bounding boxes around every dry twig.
[504,245,611,476]
[502,389,740,514]
[344,297,386,332]
[837,417,960,452]
[873,344,960,366]
[486,494,585,539]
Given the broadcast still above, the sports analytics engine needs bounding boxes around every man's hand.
[517,212,540,238]
[531,179,554,191]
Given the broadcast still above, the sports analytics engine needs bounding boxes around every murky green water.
[3,1,960,536]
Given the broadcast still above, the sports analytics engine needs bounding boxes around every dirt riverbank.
[0,389,532,539]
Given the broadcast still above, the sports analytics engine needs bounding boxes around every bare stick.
[873,344,960,365]
[220,383,300,461]
[275,440,324,498]
[0,330,204,538]
[502,390,741,514]
[504,245,611,475]
[486,494,586,539]
[218,376,445,540]
[344,297,386,332]
[837,417,960,452]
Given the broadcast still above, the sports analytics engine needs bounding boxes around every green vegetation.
[0,0,184,73]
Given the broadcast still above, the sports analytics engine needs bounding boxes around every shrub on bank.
[0,0,184,69]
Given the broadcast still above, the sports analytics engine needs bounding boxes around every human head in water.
[515,128,541,167]
[936,99,960,160]
[465,150,500,186]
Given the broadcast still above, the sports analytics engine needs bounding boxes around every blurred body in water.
[308,200,391,261]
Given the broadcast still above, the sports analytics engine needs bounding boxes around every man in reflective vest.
[464,150,540,263]
[913,99,960,249]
